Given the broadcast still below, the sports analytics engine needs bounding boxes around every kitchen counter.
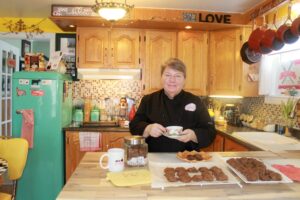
[215,124,263,151]
[63,125,129,132]
[57,151,300,200]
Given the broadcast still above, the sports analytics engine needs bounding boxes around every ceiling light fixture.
[2,19,45,39]
[92,0,134,21]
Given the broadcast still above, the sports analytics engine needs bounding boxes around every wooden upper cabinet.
[145,30,177,93]
[77,28,141,68]
[77,28,109,68]
[110,30,140,68]
[209,27,258,97]
[178,31,208,96]
[209,28,240,95]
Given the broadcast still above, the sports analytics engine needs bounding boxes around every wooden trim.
[244,0,289,22]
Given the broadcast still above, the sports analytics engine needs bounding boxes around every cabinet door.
[65,131,86,181]
[209,28,241,95]
[145,31,177,93]
[77,28,109,68]
[102,132,131,151]
[224,137,249,151]
[178,31,208,96]
[110,29,140,68]
[213,134,224,151]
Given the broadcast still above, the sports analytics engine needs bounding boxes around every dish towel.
[79,132,101,152]
[20,109,34,148]
[272,164,300,182]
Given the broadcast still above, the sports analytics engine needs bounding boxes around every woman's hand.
[143,123,166,138]
[177,129,198,143]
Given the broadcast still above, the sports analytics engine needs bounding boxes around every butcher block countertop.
[57,151,300,200]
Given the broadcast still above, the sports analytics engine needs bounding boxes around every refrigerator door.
[12,71,72,200]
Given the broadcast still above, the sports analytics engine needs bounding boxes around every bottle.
[129,104,136,121]
[84,98,91,122]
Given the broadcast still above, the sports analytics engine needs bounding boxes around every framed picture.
[55,33,77,80]
[21,40,31,57]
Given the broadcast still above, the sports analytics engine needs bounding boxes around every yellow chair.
[0,138,28,200]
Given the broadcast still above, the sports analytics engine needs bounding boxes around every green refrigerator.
[12,71,72,200]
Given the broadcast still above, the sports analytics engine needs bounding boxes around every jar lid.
[124,136,145,145]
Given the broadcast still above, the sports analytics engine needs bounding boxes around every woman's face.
[161,67,185,99]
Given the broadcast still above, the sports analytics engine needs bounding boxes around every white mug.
[99,148,125,172]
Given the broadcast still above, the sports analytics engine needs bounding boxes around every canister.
[124,136,148,167]
[90,109,100,122]
[73,109,83,125]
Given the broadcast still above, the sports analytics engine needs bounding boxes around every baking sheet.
[149,161,241,189]
[223,157,293,184]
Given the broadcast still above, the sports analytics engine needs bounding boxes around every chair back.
[0,138,28,180]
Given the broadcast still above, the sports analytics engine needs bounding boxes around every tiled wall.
[72,80,290,125]
[72,79,143,105]
[211,96,289,126]
[241,97,283,124]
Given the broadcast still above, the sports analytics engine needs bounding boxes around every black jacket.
[129,89,216,152]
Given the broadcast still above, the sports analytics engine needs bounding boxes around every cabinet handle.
[111,48,114,57]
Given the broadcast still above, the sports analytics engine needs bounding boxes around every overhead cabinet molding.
[77,27,141,68]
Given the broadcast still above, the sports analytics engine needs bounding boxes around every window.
[259,39,300,99]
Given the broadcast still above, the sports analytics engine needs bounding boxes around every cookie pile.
[176,150,212,162]
[164,166,228,183]
[226,157,282,181]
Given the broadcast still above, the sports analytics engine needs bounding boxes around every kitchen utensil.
[248,27,266,52]
[259,15,273,54]
[240,42,262,64]
[276,3,299,44]
[291,16,300,36]
[260,14,284,52]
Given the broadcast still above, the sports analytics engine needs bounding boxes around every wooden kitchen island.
[57,151,300,200]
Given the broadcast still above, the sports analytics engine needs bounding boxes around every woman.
[129,58,216,152]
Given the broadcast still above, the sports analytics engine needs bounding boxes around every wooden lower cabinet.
[102,132,132,151]
[201,132,249,152]
[224,137,249,151]
[65,131,131,181]
[213,134,224,151]
[201,133,224,152]
[65,131,86,181]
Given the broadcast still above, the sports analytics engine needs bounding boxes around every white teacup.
[99,148,125,172]
[166,126,183,135]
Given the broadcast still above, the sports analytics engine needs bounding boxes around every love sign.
[199,13,231,24]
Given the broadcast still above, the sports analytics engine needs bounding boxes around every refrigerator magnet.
[31,90,45,96]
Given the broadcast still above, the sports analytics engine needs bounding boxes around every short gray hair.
[161,58,186,78]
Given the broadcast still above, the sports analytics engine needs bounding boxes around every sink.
[232,131,300,151]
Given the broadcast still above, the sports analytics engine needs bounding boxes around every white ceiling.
[0,0,265,18]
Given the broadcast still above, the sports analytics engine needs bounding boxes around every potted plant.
[281,98,297,136]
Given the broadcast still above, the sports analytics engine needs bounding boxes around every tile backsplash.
[210,96,288,125]
[72,79,143,105]
[72,80,289,125]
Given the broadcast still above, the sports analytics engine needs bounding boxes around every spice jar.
[124,136,148,167]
